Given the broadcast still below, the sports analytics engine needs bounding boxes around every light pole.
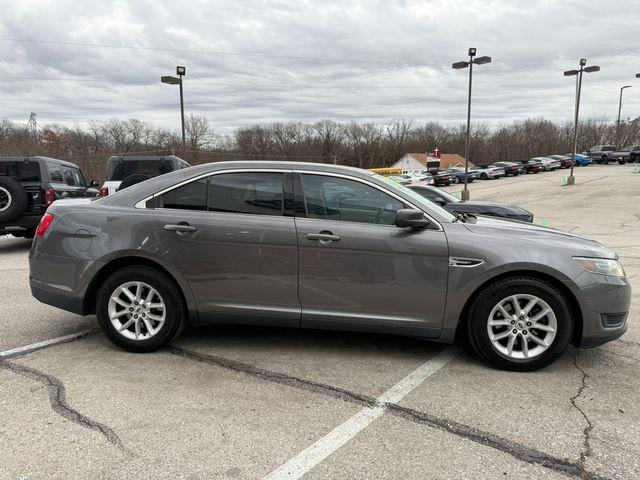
[563,59,600,185]
[161,65,187,158]
[616,85,632,146]
[452,48,491,201]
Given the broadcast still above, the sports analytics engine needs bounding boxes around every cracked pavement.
[0,165,638,479]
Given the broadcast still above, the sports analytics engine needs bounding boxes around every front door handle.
[306,232,341,242]
[164,223,197,234]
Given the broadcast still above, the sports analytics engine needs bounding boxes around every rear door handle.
[306,232,341,242]
[164,223,197,233]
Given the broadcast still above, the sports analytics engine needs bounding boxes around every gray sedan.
[29,162,630,371]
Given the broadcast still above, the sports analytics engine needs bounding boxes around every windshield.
[375,174,457,222]
[0,161,41,181]
[107,159,173,181]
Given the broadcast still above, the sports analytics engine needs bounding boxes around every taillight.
[43,188,55,206]
[35,213,54,237]
[99,187,109,197]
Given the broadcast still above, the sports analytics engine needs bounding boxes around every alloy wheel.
[486,294,557,359]
[108,281,166,341]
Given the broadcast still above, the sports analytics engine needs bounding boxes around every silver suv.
[29,161,630,371]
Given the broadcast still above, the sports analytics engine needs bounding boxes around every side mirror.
[394,209,430,229]
[89,179,99,187]
[432,196,447,206]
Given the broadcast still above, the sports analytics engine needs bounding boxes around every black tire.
[11,230,34,239]
[618,159,626,165]
[601,155,608,164]
[453,176,460,184]
[118,173,151,191]
[466,276,573,371]
[0,177,28,223]
[96,266,186,352]
[480,173,488,180]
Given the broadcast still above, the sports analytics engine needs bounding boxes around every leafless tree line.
[1,114,639,181]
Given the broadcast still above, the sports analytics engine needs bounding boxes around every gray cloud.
[0,0,638,135]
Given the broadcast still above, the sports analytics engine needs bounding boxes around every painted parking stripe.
[264,347,460,480]
[0,330,95,359]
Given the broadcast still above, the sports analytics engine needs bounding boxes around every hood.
[452,201,532,215]
[462,215,616,259]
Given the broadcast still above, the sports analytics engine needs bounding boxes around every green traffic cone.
[561,177,567,186]
[633,164,640,174]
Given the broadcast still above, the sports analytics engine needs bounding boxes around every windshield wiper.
[452,212,477,223]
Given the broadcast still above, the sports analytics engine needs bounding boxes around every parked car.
[532,157,561,171]
[547,155,573,169]
[492,162,525,176]
[444,167,479,184]
[562,153,592,167]
[474,165,506,180]
[0,156,99,238]
[100,155,190,196]
[422,170,455,186]
[587,145,617,164]
[408,185,534,222]
[30,161,630,371]
[515,159,543,174]
[399,173,434,185]
[611,145,640,164]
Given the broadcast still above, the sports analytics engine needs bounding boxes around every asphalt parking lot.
[1,164,639,480]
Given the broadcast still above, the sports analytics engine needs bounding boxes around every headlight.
[574,257,625,277]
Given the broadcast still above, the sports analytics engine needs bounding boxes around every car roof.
[0,156,81,169]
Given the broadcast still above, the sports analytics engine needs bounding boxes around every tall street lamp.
[563,59,600,185]
[452,48,491,201]
[616,85,632,146]
[161,65,187,158]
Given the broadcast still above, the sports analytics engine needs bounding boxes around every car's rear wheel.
[466,277,573,371]
[96,266,185,352]
[453,176,460,184]
[480,173,488,180]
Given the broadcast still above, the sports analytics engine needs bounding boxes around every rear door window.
[208,172,284,216]
[47,162,86,186]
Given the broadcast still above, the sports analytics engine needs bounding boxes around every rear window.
[0,161,41,181]
[107,160,174,181]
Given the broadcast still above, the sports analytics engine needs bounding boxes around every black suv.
[0,156,99,238]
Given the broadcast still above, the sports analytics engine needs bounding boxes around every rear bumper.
[30,279,84,315]
[574,271,631,348]
[0,214,42,233]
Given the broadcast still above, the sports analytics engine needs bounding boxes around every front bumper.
[574,271,631,348]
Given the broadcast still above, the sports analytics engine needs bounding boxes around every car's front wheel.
[466,277,573,371]
[96,266,185,352]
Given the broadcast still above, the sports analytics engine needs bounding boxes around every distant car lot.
[0,164,638,479]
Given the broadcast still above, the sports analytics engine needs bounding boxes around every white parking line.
[264,347,460,480]
[0,330,95,359]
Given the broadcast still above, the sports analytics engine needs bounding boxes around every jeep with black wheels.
[99,155,190,196]
[0,157,99,239]
[586,145,616,164]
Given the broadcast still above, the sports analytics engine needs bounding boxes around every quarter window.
[208,172,284,215]
[301,174,404,225]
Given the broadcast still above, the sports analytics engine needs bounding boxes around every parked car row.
[0,155,188,238]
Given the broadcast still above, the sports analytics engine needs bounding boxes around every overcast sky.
[1,0,639,135]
